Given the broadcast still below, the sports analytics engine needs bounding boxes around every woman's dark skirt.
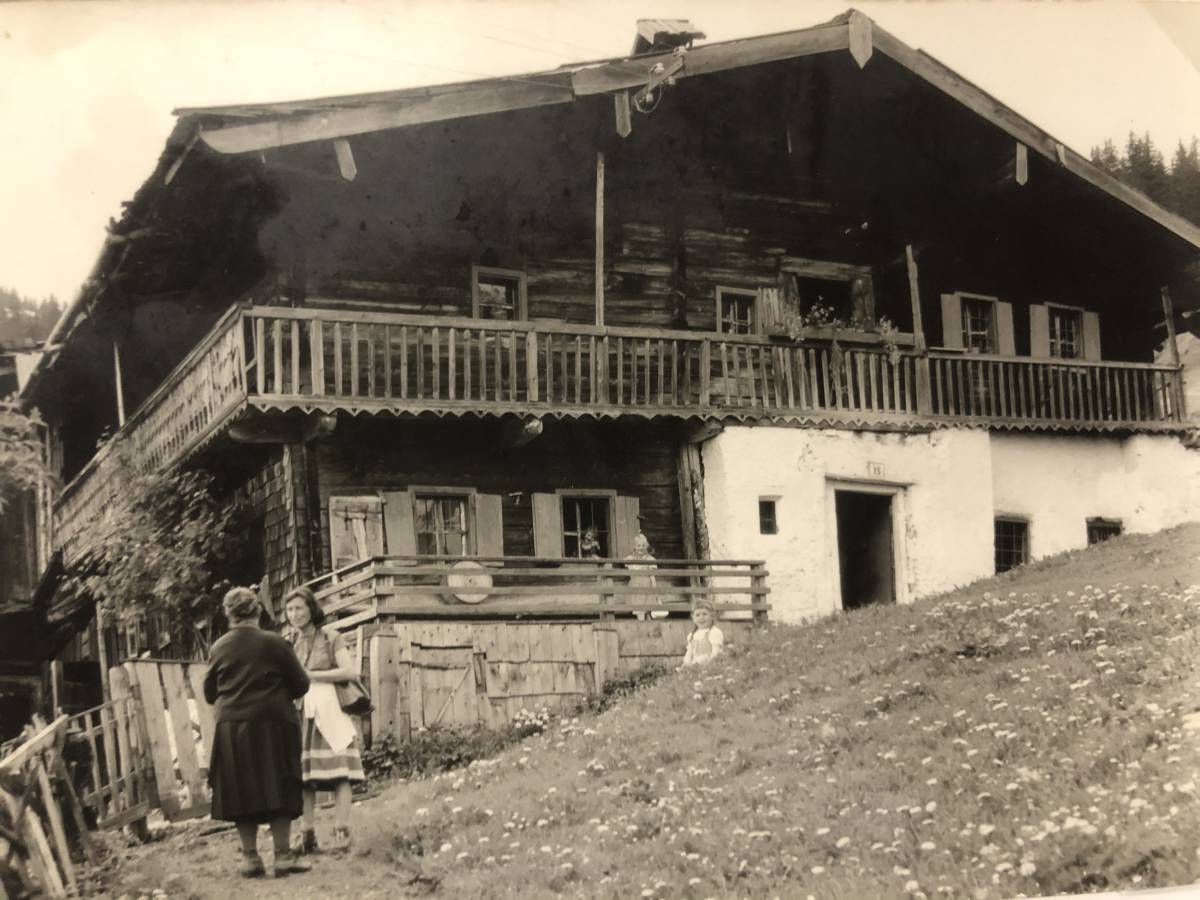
[208,718,303,824]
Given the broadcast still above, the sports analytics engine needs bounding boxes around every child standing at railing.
[682,601,724,666]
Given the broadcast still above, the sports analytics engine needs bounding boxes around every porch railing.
[306,554,770,628]
[927,351,1182,425]
[51,304,1186,558]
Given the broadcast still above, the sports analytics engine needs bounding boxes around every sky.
[2,1,1200,307]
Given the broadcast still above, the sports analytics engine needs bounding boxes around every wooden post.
[1161,286,1186,419]
[750,562,768,625]
[675,443,697,560]
[595,151,605,327]
[95,610,112,704]
[113,342,126,427]
[684,444,711,560]
[906,245,933,416]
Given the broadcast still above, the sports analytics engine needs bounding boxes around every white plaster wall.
[701,427,995,623]
[990,433,1200,557]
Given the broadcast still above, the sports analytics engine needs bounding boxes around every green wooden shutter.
[1030,304,1050,358]
[1082,311,1102,361]
[995,301,1016,356]
[381,491,416,556]
[613,495,642,559]
[532,493,562,558]
[939,293,963,349]
[475,493,504,557]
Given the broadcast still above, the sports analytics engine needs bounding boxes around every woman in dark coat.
[203,587,311,877]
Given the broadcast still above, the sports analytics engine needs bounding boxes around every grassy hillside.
[108,524,1200,899]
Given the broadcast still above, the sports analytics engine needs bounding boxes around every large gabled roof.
[176,9,1200,251]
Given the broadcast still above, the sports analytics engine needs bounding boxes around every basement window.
[472,266,527,321]
[994,517,1029,573]
[758,498,779,535]
[1086,518,1122,545]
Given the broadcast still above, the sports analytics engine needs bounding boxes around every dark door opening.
[835,490,895,610]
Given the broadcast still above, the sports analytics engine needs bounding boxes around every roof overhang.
[177,10,1200,253]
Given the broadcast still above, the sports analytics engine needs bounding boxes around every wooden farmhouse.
[16,11,1200,664]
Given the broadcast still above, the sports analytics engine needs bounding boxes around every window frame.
[1046,302,1085,360]
[715,286,760,335]
[1086,517,1122,545]
[410,485,478,556]
[782,258,876,327]
[471,265,528,321]
[556,488,617,559]
[758,496,780,535]
[994,515,1030,574]
[960,292,998,354]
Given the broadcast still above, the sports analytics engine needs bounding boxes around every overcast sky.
[2,0,1200,306]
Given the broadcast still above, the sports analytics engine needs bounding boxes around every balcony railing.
[306,555,770,628]
[52,303,1185,557]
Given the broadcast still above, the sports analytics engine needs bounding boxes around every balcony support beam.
[1161,286,1186,418]
[595,151,605,327]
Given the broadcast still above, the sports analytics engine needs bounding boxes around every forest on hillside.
[0,287,62,346]
[1092,133,1200,227]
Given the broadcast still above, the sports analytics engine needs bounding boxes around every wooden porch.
[308,554,770,629]
[52,302,1186,555]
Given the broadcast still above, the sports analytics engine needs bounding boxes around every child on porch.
[682,601,725,666]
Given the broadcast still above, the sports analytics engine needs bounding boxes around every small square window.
[1049,307,1083,359]
[1086,518,1122,545]
[717,287,758,335]
[561,495,611,558]
[472,266,526,321]
[994,518,1029,573]
[759,499,778,535]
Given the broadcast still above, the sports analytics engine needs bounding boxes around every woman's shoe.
[300,828,320,854]
[330,826,351,854]
[272,848,313,877]
[239,851,265,878]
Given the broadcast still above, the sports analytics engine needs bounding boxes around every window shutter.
[1030,304,1050,358]
[995,301,1016,356]
[329,496,385,568]
[532,493,562,558]
[613,495,642,559]
[475,493,504,557]
[939,293,963,349]
[757,286,783,334]
[1082,311,1102,361]
[381,491,416,556]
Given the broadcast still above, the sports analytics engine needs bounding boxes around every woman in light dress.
[283,587,365,854]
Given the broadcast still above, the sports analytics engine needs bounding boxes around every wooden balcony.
[52,303,1186,557]
[307,555,770,629]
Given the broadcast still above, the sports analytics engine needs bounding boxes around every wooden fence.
[120,660,214,822]
[0,715,99,898]
[366,618,747,744]
[63,670,154,833]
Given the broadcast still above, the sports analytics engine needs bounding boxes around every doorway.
[835,490,895,610]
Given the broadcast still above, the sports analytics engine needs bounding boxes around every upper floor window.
[939,292,1015,356]
[472,266,527,321]
[962,297,997,353]
[716,287,758,335]
[415,492,472,556]
[783,260,875,328]
[1048,305,1083,359]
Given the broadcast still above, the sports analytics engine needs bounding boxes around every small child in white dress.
[682,601,724,666]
